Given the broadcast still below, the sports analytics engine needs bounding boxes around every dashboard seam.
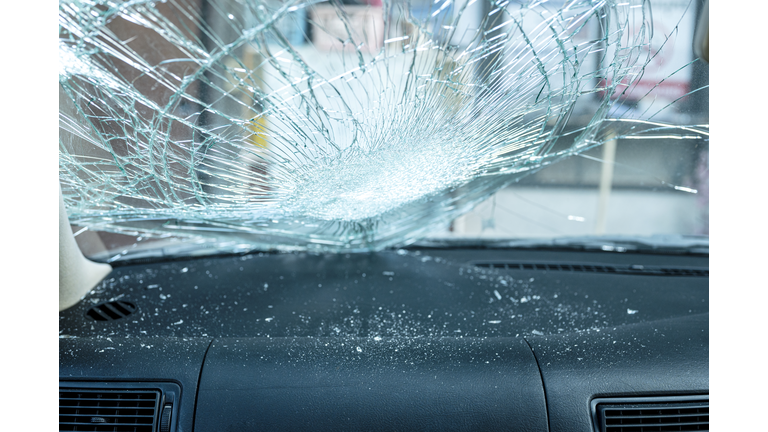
[524,337,552,432]
[191,337,215,432]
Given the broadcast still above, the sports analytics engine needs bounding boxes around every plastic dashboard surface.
[59,248,708,432]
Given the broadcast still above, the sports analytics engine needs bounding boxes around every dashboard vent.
[593,397,709,432]
[473,262,708,277]
[86,300,137,321]
[59,389,160,431]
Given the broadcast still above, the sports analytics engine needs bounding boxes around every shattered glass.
[59,0,708,258]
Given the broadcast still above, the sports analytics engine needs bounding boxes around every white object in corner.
[59,186,111,311]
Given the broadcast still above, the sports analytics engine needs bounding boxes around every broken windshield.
[59,0,708,261]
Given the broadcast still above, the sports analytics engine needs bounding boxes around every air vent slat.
[605,421,707,427]
[594,397,708,432]
[60,397,157,402]
[59,391,156,397]
[59,414,156,418]
[111,301,133,315]
[86,307,113,321]
[60,422,154,427]
[102,302,126,318]
[607,416,709,427]
[604,413,707,419]
[60,407,156,412]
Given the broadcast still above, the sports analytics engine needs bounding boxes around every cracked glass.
[59,0,709,261]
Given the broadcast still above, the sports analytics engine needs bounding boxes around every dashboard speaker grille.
[59,389,160,431]
[595,398,709,432]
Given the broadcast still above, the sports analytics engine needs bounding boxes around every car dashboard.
[59,247,708,432]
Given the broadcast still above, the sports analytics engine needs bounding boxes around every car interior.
[57,0,709,431]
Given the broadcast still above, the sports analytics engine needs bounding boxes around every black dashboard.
[59,247,708,431]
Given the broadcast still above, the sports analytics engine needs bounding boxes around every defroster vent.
[59,389,160,431]
[592,396,709,432]
[86,300,137,321]
[473,261,708,277]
